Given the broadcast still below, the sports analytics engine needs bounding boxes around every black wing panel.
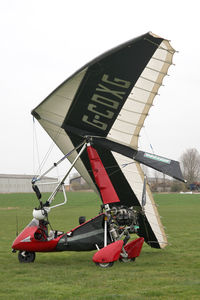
[62,32,162,136]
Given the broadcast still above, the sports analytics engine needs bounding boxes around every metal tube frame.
[32,140,86,184]
[46,142,87,207]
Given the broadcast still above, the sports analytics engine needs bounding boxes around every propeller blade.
[142,176,147,207]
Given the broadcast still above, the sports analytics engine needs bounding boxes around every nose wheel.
[18,251,36,263]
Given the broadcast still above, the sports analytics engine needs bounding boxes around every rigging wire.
[32,117,62,178]
[36,128,62,175]
[143,127,155,154]
[33,117,41,175]
[86,161,134,178]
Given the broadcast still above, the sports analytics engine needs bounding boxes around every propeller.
[141,175,147,208]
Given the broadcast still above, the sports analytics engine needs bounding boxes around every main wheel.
[119,257,136,263]
[18,251,35,263]
[95,262,114,268]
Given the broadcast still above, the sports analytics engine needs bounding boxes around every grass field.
[0,192,200,300]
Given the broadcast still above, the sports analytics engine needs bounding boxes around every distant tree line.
[180,148,200,185]
[146,148,200,193]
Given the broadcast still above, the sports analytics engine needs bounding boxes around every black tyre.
[18,251,36,263]
[131,257,136,262]
[95,262,114,268]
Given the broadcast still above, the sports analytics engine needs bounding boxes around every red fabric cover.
[122,237,144,259]
[93,240,124,263]
[87,145,120,204]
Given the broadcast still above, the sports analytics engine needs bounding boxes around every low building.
[0,174,57,193]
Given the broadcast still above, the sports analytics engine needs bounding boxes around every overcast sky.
[1,0,199,177]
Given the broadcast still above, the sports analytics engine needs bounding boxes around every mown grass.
[0,192,200,299]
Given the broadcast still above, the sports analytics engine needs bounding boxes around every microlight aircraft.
[12,32,185,267]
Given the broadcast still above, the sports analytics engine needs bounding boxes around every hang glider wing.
[32,32,180,249]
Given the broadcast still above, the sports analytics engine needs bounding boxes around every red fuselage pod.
[12,219,62,252]
[12,214,111,253]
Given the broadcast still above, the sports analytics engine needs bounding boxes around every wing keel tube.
[91,136,185,182]
[62,125,185,182]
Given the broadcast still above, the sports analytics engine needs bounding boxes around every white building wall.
[0,175,57,193]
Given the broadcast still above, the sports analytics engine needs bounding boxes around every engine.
[107,206,139,242]
[113,206,137,226]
